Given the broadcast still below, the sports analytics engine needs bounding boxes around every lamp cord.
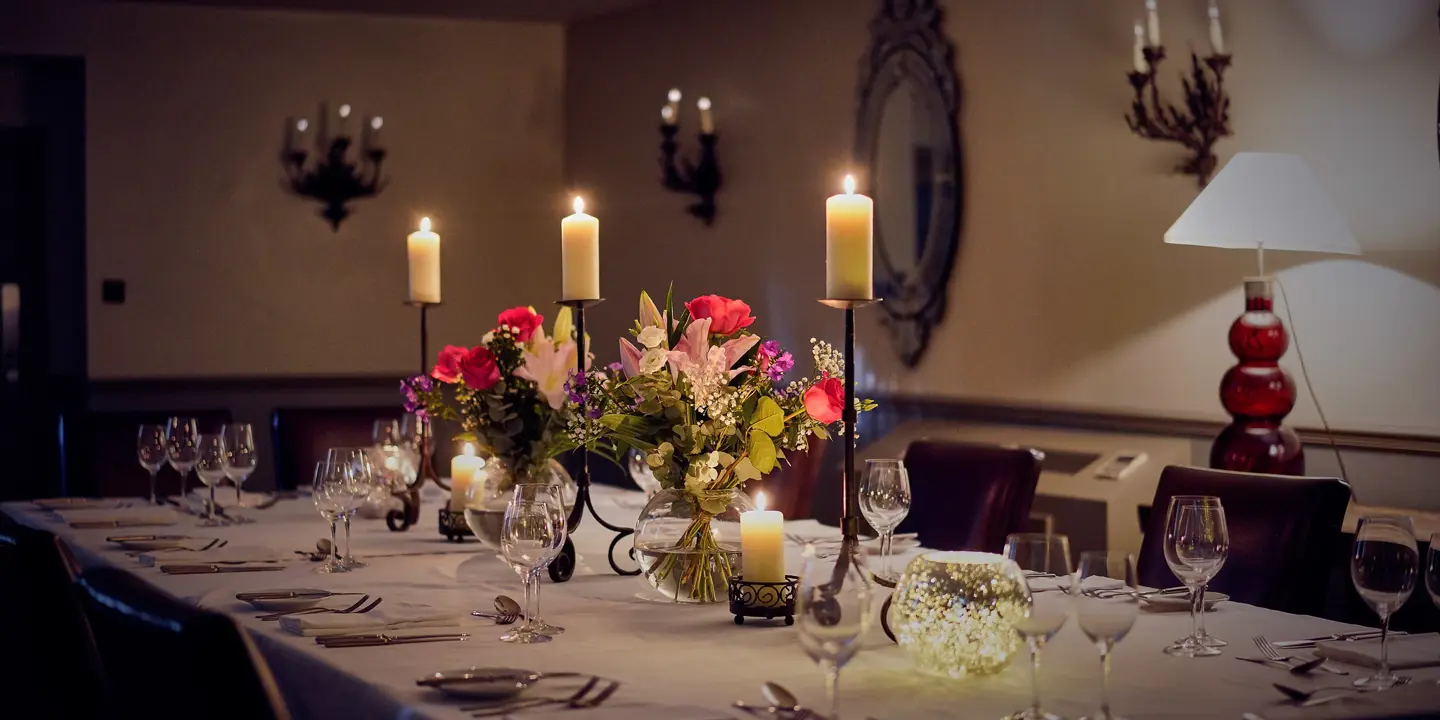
[1273,277,1350,485]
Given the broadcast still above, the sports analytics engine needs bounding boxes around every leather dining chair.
[76,567,291,720]
[895,440,1045,553]
[63,409,233,498]
[271,405,404,490]
[1136,465,1351,616]
[750,437,830,518]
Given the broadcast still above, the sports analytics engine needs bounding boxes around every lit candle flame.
[843,174,856,195]
[371,116,383,130]
[339,103,352,118]
[697,97,712,110]
[462,442,475,456]
[668,88,681,103]
[419,217,431,233]
[573,196,585,214]
[296,119,309,132]
[756,491,767,511]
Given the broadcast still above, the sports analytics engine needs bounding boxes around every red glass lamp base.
[1210,421,1304,475]
[1210,278,1305,476]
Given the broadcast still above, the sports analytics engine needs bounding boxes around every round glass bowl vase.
[462,456,576,549]
[888,551,1028,678]
[633,487,755,604]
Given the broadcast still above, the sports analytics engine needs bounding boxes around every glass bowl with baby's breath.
[888,551,1028,678]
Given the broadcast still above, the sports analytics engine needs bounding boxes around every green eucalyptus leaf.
[750,397,784,437]
[747,430,777,474]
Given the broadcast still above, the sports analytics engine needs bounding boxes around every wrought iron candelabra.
[282,103,387,231]
[386,300,447,532]
[1126,46,1233,187]
[659,125,721,225]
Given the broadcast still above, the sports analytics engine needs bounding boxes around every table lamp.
[1164,152,1360,474]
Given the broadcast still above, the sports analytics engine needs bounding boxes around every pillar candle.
[407,217,441,304]
[663,88,681,126]
[825,174,874,300]
[561,197,600,301]
[697,97,714,135]
[449,443,484,512]
[1208,1,1225,55]
[740,492,785,584]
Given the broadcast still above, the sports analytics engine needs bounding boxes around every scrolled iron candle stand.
[437,508,473,542]
[728,575,799,625]
[387,300,450,532]
[548,298,641,582]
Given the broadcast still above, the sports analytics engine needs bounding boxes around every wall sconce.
[282,103,387,231]
[658,88,722,225]
[1125,0,1232,187]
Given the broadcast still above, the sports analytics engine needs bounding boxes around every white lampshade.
[1164,152,1360,255]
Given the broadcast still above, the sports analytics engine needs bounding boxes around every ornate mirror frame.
[854,0,963,367]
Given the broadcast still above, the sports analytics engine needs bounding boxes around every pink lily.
[515,328,578,410]
[618,338,643,378]
[668,317,759,380]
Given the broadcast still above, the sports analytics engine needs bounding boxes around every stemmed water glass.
[498,493,564,644]
[1076,551,1140,720]
[327,448,374,569]
[194,434,227,526]
[1162,495,1228,657]
[859,459,912,583]
[221,424,257,509]
[514,483,567,636]
[312,461,353,574]
[1427,533,1439,611]
[1001,533,1074,720]
[373,418,402,448]
[164,417,199,501]
[1351,515,1418,690]
[137,424,168,505]
[796,542,875,720]
[627,449,661,496]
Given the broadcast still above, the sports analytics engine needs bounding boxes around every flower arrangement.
[402,306,583,489]
[570,287,874,601]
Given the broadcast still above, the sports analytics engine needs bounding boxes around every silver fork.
[260,595,377,621]
[1255,635,1348,676]
[465,676,604,716]
[470,609,521,625]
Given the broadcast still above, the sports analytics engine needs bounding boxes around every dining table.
[6,484,1440,720]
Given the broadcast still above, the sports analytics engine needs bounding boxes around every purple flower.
[766,351,794,381]
[587,406,603,420]
[413,408,429,420]
[607,361,624,374]
[760,340,781,358]
[415,375,434,392]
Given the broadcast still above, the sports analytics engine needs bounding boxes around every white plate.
[235,589,332,611]
[1143,590,1228,612]
[416,667,540,700]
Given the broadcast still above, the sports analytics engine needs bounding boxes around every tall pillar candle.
[449,443,484,512]
[561,197,600,300]
[740,492,786,583]
[825,175,874,299]
[407,217,441,303]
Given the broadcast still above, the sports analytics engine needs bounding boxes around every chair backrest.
[77,567,290,720]
[271,406,403,490]
[1137,465,1351,615]
[751,437,830,518]
[64,409,233,498]
[897,440,1045,552]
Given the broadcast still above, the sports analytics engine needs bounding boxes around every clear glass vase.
[463,456,576,549]
[633,487,755,604]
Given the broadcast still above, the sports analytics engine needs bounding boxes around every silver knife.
[73,520,172,529]
[321,633,469,648]
[160,564,286,574]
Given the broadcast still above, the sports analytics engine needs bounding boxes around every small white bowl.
[235,589,332,611]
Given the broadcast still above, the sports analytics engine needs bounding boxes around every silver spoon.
[762,683,810,718]
[471,595,523,624]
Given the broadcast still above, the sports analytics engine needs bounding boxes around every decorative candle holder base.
[438,508,473,542]
[818,298,881,543]
[728,576,798,625]
[388,299,448,533]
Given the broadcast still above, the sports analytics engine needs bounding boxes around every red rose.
[684,295,755,336]
[431,345,468,383]
[496,306,544,343]
[458,346,502,391]
[804,375,845,424]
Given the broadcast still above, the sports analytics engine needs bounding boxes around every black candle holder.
[728,575,799,625]
[387,300,449,532]
[281,104,386,231]
[437,508,473,542]
[659,125,721,225]
[818,298,881,543]
[548,298,641,582]
[1125,45,1233,187]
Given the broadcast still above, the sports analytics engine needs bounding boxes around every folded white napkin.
[34,497,131,511]
[279,602,479,637]
[1316,633,1440,669]
[187,489,271,509]
[59,507,179,526]
[137,545,289,567]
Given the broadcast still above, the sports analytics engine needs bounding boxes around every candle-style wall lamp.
[658,88,722,225]
[282,102,387,231]
[1125,0,1233,187]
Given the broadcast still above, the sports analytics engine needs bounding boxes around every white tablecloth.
[7,486,1440,719]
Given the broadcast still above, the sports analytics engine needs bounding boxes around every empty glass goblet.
[1001,533,1074,720]
[1076,551,1140,720]
[194,434,227,526]
[164,417,199,500]
[796,542,874,720]
[859,459,911,583]
[1162,496,1228,657]
[499,498,561,644]
[1351,515,1418,690]
[137,424,167,505]
[311,461,351,574]
[221,423,257,509]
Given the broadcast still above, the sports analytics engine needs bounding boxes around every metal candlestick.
[387,300,449,532]
[818,298,880,543]
[548,298,640,582]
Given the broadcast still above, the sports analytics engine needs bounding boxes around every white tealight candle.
[825,175,874,300]
[407,217,441,304]
[561,197,600,301]
[740,492,785,584]
[449,443,484,512]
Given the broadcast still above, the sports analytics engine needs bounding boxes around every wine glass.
[514,483,567,636]
[137,424,168,505]
[194,435,227,526]
[1162,495,1228,657]
[1351,515,1418,690]
[1001,533,1074,720]
[1076,551,1140,720]
[311,461,351,574]
[221,424,257,509]
[164,417,199,500]
[498,498,561,644]
[627,449,661,496]
[796,542,875,720]
[1426,533,1439,611]
[326,448,373,569]
[372,418,402,448]
[860,459,912,583]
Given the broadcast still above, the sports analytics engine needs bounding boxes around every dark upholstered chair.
[1137,465,1351,616]
[0,519,107,716]
[896,440,1045,553]
[63,409,233,498]
[77,567,290,719]
[751,438,830,518]
[271,406,403,490]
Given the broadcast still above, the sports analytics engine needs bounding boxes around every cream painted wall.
[2,1,566,378]
[567,0,1440,437]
